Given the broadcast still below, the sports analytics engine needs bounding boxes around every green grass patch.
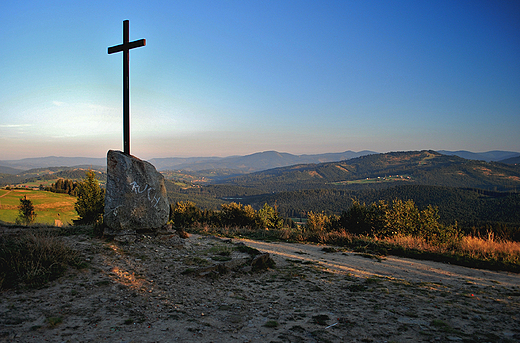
[47,316,63,327]
[206,245,233,256]
[430,319,455,333]
[0,189,78,225]
[264,320,279,328]
[330,175,413,185]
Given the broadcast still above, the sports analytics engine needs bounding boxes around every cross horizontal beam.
[108,39,146,54]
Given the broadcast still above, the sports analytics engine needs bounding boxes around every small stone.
[251,253,275,271]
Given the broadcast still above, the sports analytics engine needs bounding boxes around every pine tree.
[55,179,64,192]
[16,195,37,225]
[74,170,105,225]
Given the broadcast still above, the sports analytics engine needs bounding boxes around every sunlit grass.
[0,189,78,225]
[458,235,520,264]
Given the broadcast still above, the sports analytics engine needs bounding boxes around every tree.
[258,203,284,230]
[16,196,37,225]
[74,170,105,225]
[54,179,64,193]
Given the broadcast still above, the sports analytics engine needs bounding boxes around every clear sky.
[1,0,519,160]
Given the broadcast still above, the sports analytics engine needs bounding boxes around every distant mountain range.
[0,150,518,174]
[0,157,106,172]
[149,150,378,172]
[437,150,520,162]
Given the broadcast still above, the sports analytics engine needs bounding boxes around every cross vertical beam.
[123,20,129,156]
[108,20,146,155]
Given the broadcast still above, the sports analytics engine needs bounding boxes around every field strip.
[0,190,12,198]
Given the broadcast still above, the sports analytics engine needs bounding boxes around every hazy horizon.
[1,148,519,163]
[1,1,519,160]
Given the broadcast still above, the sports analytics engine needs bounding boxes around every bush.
[0,231,79,289]
[305,211,332,233]
[339,200,385,236]
[339,199,461,246]
[219,202,260,229]
[170,201,202,228]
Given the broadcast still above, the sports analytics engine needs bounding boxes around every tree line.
[43,178,79,195]
[169,198,464,246]
[170,201,295,231]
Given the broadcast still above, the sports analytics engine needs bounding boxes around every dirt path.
[0,190,12,198]
[238,238,520,288]
[1,232,519,342]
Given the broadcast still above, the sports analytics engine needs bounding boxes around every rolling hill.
[0,151,377,173]
[0,167,106,187]
[2,150,517,173]
[0,166,21,175]
[2,150,520,232]
[216,150,520,192]
[438,150,520,162]
[500,155,520,165]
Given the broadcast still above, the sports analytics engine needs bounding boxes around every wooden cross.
[108,20,146,155]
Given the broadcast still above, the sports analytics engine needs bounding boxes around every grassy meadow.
[0,189,78,225]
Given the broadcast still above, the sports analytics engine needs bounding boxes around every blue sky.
[1,0,519,160]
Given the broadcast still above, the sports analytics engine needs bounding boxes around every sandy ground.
[1,232,519,343]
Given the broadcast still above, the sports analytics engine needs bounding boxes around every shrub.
[219,202,259,229]
[0,231,79,289]
[339,200,385,236]
[339,199,461,246]
[170,201,202,228]
[305,211,331,233]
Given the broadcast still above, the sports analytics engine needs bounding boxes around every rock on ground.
[104,150,169,236]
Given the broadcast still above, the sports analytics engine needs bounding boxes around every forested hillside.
[0,167,106,187]
[237,185,520,224]
[218,151,520,192]
[164,151,520,236]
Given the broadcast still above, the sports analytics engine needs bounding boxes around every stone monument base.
[104,150,170,236]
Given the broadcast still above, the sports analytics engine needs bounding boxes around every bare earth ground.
[1,232,519,343]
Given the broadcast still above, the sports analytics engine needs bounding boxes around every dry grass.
[381,233,520,265]
[0,230,81,289]
[382,234,451,253]
[458,235,520,264]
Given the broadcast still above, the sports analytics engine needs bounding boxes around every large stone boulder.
[104,150,170,236]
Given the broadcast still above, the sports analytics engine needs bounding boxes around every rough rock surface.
[104,150,169,235]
